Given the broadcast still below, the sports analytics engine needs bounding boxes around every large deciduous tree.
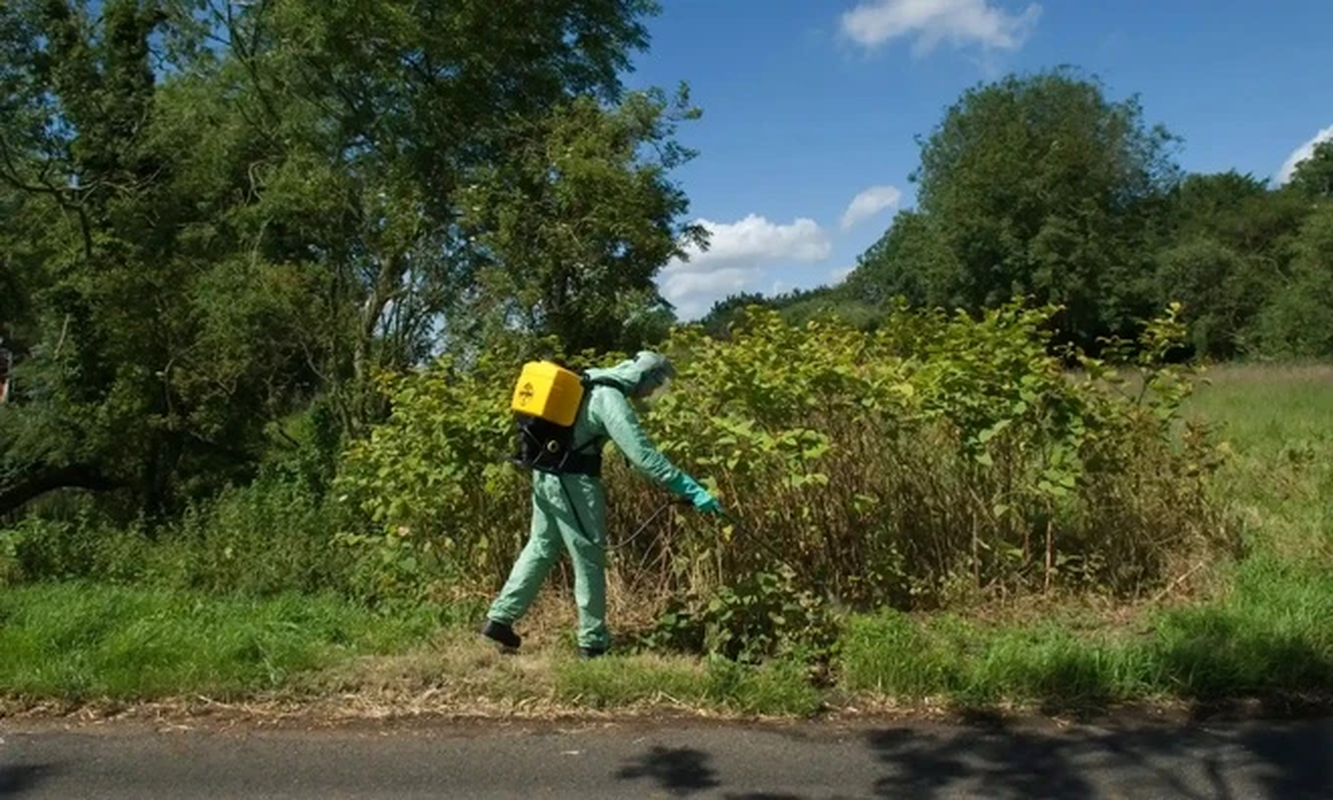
[457,87,705,353]
[1287,139,1333,200]
[849,67,1182,349]
[205,0,696,424]
[1,0,704,519]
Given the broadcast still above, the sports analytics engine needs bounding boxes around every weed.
[339,300,1226,618]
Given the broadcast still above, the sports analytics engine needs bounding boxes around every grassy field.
[1183,363,1333,562]
[1,363,1329,719]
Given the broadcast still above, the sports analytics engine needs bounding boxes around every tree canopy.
[5,24,1333,526]
[0,0,703,519]
[716,68,1332,363]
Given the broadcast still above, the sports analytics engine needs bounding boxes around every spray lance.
[606,490,790,567]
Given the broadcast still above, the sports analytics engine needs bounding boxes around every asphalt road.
[2,713,1329,798]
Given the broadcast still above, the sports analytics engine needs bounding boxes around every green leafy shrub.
[640,567,843,666]
[3,509,153,586]
[161,467,354,596]
[335,299,1233,640]
[332,339,574,606]
[4,466,353,598]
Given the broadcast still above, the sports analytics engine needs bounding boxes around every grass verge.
[840,554,1333,712]
[1,561,1328,720]
[0,582,435,702]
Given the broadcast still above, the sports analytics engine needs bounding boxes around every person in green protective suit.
[481,351,722,658]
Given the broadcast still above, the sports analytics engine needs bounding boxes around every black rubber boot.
[481,619,521,651]
[578,646,606,660]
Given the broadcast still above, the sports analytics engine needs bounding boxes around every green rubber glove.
[668,473,723,514]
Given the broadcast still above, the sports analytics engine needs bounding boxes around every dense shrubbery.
[1,462,354,598]
[1,299,1238,664]
[335,300,1235,645]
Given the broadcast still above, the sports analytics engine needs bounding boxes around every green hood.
[584,350,675,395]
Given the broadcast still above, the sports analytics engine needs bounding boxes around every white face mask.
[643,376,671,407]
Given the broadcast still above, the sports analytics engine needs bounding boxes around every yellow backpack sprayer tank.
[510,361,584,427]
[509,360,620,475]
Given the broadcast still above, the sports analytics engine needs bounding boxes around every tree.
[1147,171,1309,358]
[206,0,690,424]
[0,0,701,520]
[0,0,320,519]
[1153,239,1264,358]
[1287,139,1333,200]
[844,209,959,309]
[697,292,783,340]
[1249,204,1333,358]
[903,66,1182,346]
[456,87,705,353]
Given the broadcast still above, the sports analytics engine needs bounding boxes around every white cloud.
[1276,125,1333,186]
[659,214,832,320]
[840,0,1041,55]
[829,266,856,285]
[840,184,902,231]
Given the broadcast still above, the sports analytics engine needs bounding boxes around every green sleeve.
[588,386,685,487]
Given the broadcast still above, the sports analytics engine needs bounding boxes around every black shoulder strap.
[578,371,623,392]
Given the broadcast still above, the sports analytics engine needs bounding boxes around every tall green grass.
[1,468,356,597]
[840,554,1333,708]
[1184,363,1332,560]
[0,582,434,701]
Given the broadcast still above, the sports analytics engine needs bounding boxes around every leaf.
[978,418,1012,444]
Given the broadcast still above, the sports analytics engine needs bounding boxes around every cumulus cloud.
[840,185,902,231]
[829,266,856,285]
[659,214,832,320]
[840,0,1041,55]
[1275,125,1333,186]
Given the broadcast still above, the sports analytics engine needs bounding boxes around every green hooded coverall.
[485,351,720,654]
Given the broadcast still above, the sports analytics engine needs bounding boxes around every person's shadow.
[0,763,62,797]
[616,745,721,796]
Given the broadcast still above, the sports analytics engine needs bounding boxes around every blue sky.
[620,0,1333,319]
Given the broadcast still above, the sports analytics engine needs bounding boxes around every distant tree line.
[704,67,1333,362]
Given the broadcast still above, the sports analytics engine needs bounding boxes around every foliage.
[337,300,1232,649]
[0,0,700,522]
[1287,139,1333,200]
[841,209,958,310]
[867,67,1181,349]
[2,463,355,598]
[5,364,1330,712]
[635,566,843,666]
[814,71,1332,363]
[1247,205,1333,358]
[457,87,704,352]
[1152,239,1263,357]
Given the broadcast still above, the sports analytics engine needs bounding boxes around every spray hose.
[610,495,793,568]
[558,479,794,569]
[608,497,692,551]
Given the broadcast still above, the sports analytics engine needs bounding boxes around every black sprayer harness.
[509,371,620,478]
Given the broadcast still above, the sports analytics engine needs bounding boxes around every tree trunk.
[0,463,116,519]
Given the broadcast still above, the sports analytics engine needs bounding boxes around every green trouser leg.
[487,487,562,626]
[552,473,610,651]
[487,473,611,652]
